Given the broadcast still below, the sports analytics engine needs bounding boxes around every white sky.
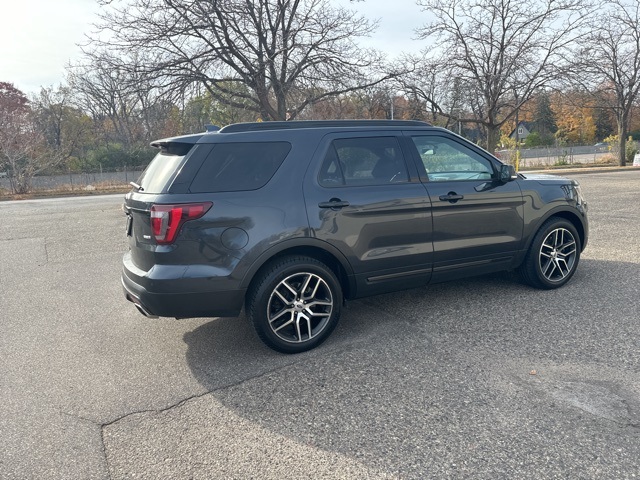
[0,0,427,94]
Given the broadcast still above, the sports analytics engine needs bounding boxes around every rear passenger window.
[138,141,196,193]
[190,142,291,193]
[319,137,408,187]
[137,151,188,194]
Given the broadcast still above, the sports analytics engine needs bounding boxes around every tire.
[519,217,581,290]
[246,255,343,353]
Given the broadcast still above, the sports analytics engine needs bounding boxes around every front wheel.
[520,218,581,289]
[246,256,343,353]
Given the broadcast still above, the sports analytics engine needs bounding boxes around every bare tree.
[351,84,396,120]
[401,62,462,129]
[573,0,640,166]
[0,117,48,193]
[0,83,73,194]
[67,57,148,146]
[33,86,92,157]
[292,82,418,120]
[87,0,394,121]
[180,83,262,131]
[409,0,588,152]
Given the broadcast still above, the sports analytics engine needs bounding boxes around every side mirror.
[499,164,517,182]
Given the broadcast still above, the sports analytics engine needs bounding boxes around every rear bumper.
[121,259,246,319]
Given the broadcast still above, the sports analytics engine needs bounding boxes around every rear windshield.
[189,142,291,193]
[137,151,187,193]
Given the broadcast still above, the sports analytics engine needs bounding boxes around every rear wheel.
[520,218,581,289]
[247,256,342,353]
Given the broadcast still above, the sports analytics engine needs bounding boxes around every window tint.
[190,142,291,193]
[411,136,494,182]
[319,137,408,187]
[137,151,188,194]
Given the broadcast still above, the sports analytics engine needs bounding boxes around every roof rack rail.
[219,120,431,133]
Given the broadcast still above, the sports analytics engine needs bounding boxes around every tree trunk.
[276,91,287,121]
[486,125,501,154]
[617,120,627,167]
[12,172,31,194]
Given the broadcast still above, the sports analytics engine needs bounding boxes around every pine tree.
[534,91,557,139]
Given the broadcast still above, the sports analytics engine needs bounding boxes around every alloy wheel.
[266,272,334,343]
[538,228,577,283]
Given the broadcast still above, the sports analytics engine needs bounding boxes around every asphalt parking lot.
[1,171,639,479]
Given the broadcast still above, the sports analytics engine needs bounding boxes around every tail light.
[150,202,212,244]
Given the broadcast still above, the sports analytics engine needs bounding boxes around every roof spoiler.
[150,133,204,155]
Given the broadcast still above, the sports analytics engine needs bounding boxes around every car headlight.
[574,184,586,206]
[562,183,586,206]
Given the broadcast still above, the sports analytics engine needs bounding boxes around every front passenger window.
[411,136,494,182]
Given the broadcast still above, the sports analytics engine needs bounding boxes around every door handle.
[439,192,464,202]
[318,199,350,209]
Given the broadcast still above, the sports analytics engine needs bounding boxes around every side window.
[318,137,408,187]
[411,136,494,182]
[138,151,189,194]
[190,142,291,193]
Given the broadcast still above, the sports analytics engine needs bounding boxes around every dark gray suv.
[122,120,588,353]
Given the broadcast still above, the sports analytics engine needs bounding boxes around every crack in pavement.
[97,358,310,476]
[58,409,100,425]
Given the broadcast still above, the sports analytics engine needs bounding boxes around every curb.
[521,166,640,175]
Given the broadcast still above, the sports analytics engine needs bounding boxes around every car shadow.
[181,258,640,476]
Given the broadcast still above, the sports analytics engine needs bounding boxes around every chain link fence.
[495,144,613,168]
[0,166,146,194]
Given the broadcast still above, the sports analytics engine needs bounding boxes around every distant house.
[509,121,533,142]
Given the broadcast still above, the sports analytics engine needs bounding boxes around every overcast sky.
[0,0,428,95]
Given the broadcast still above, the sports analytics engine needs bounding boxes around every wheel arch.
[525,208,587,253]
[241,239,356,300]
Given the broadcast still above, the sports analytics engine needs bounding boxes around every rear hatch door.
[123,136,208,271]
